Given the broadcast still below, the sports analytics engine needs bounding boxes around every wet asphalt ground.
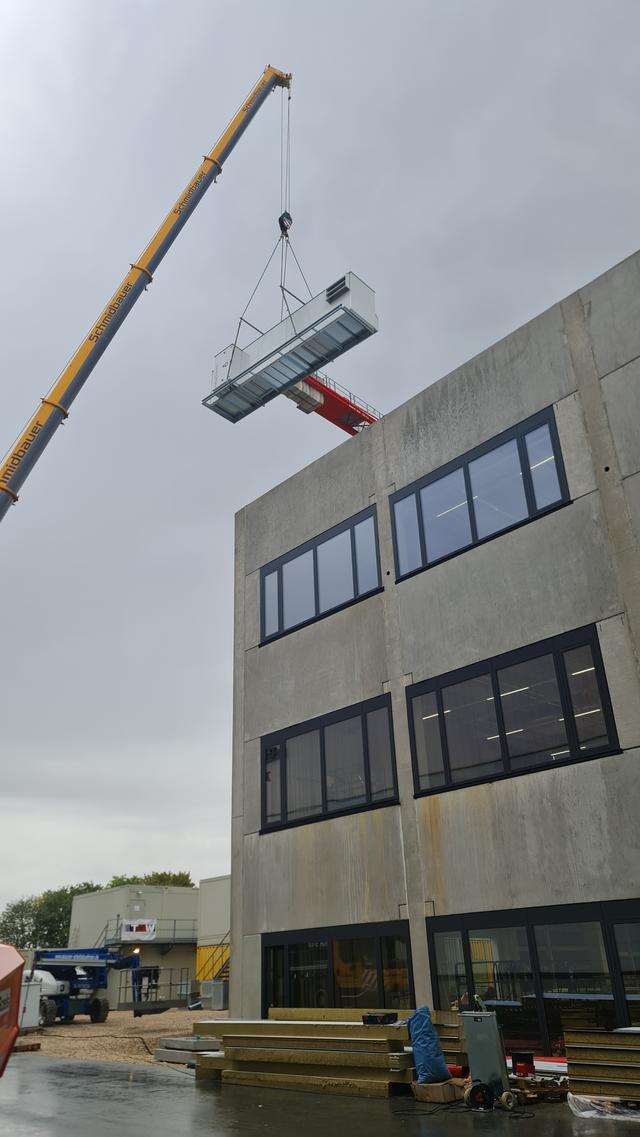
[2,1055,640,1136]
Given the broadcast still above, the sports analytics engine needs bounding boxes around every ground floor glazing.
[263,898,640,1054]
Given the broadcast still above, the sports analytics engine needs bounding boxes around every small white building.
[69,879,229,1007]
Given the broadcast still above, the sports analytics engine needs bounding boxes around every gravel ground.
[29,1008,228,1066]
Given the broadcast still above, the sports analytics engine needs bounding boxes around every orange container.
[0,945,25,1078]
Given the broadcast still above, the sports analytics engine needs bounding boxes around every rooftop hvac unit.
[203,272,377,423]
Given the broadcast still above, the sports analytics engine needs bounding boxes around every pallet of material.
[225,1033,405,1053]
[195,1019,410,1042]
[566,1030,640,1101]
[270,1008,469,1067]
[223,1045,414,1073]
[267,1007,418,1022]
[221,1069,402,1098]
[192,1009,467,1097]
[195,1051,226,1082]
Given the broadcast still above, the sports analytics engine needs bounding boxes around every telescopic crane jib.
[0,66,291,523]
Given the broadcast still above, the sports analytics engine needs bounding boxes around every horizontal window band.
[259,795,400,835]
[390,406,570,583]
[413,746,623,800]
[394,499,570,584]
[259,586,384,646]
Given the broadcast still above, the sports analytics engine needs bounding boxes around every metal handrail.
[103,917,198,943]
[311,370,381,420]
[195,930,231,982]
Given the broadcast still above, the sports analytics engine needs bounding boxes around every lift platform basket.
[203,272,378,423]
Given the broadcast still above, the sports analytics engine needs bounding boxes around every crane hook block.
[278,211,293,236]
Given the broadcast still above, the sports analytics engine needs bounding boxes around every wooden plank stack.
[194,1009,467,1099]
[566,1030,640,1101]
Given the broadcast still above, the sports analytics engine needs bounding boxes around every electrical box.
[461,1012,510,1097]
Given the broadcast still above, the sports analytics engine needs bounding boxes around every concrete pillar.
[370,425,433,1006]
[562,294,640,687]
[229,508,247,1018]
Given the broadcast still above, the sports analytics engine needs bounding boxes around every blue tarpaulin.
[407,1007,451,1084]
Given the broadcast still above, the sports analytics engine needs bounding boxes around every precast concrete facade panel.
[602,357,640,479]
[624,470,640,550]
[242,428,377,575]
[414,749,640,916]
[230,248,640,1021]
[379,305,574,493]
[241,807,406,936]
[243,594,387,741]
[553,393,598,500]
[394,494,621,684]
[598,613,640,750]
[580,252,640,380]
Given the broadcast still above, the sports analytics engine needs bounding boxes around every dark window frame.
[390,407,570,582]
[407,624,620,798]
[260,506,383,644]
[261,694,399,833]
[262,919,415,1017]
[427,898,640,1055]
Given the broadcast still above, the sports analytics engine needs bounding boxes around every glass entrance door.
[614,922,640,1026]
[534,922,615,1052]
[429,900,640,1056]
[469,926,543,1051]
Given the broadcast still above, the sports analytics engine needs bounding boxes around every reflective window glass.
[325,716,367,811]
[366,707,395,801]
[564,645,609,754]
[412,691,445,790]
[264,751,281,824]
[391,411,569,581]
[266,945,285,1008]
[469,926,541,1051]
[382,936,411,1008]
[443,673,503,783]
[394,495,422,575]
[262,696,397,830]
[421,468,472,562]
[282,550,315,630]
[263,570,279,638]
[354,516,379,595]
[614,923,640,1025]
[262,509,379,639]
[534,922,615,1050]
[333,938,378,1007]
[289,941,329,1009]
[497,655,568,770]
[433,930,467,1010]
[317,529,354,614]
[469,439,528,539]
[525,424,562,510]
[285,731,322,820]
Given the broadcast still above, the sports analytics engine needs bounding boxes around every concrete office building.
[230,249,640,1055]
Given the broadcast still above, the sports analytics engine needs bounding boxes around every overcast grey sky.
[1,0,638,910]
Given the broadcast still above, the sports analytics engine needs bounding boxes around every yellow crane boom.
[0,65,291,523]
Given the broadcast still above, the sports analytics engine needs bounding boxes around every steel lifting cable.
[225,76,314,375]
[226,236,281,371]
[279,83,294,317]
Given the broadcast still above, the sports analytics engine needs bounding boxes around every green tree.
[32,882,102,947]
[0,896,38,948]
[0,882,102,948]
[0,872,195,948]
[106,871,194,889]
